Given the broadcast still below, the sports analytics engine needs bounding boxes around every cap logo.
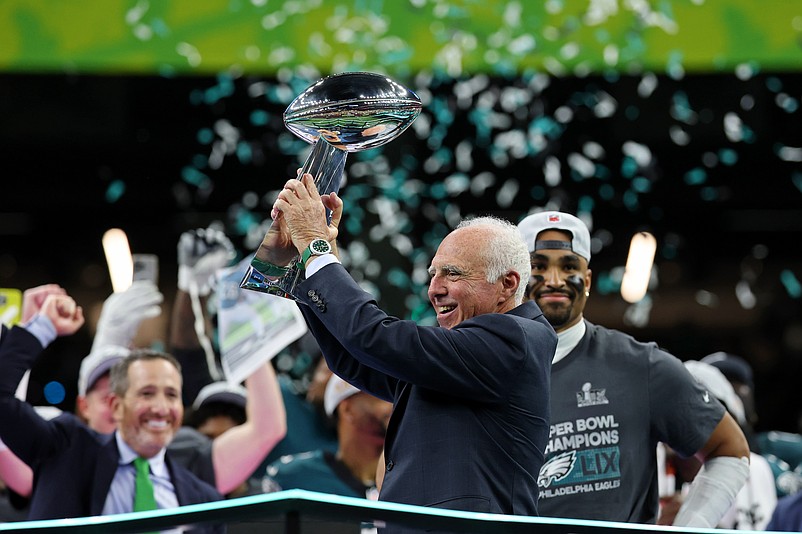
[547,214,561,223]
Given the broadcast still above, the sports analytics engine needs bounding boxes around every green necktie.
[133,457,158,512]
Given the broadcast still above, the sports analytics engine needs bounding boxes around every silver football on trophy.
[241,72,422,300]
[284,71,423,152]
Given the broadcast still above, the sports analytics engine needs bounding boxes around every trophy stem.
[300,138,348,205]
[240,138,348,301]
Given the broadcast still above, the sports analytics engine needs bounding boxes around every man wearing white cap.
[517,210,750,527]
[75,345,133,433]
[262,374,391,499]
[188,381,248,435]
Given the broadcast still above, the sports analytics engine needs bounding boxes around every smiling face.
[527,229,592,333]
[427,227,518,329]
[112,358,183,459]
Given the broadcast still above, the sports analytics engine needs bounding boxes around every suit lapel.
[90,434,121,515]
[165,455,188,505]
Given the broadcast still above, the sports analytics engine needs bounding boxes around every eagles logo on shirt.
[538,451,576,488]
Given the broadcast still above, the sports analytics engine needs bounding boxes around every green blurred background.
[2,0,801,76]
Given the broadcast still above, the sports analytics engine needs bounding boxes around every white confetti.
[544,156,562,186]
[470,172,496,196]
[723,112,744,142]
[125,0,149,25]
[669,126,690,146]
[582,141,605,160]
[637,73,658,98]
[622,141,653,167]
[176,42,201,67]
[695,290,720,308]
[778,145,802,162]
[567,152,595,178]
[496,179,520,208]
[735,280,757,309]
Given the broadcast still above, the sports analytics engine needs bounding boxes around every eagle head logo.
[538,451,576,488]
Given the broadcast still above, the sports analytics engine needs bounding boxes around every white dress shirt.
[102,432,179,515]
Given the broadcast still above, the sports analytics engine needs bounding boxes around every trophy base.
[239,263,306,303]
[240,138,347,304]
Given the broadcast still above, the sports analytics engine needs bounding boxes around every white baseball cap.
[323,374,361,416]
[192,381,247,411]
[78,345,131,396]
[517,211,591,262]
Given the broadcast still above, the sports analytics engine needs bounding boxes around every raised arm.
[0,441,33,497]
[170,228,236,401]
[210,363,286,494]
[0,285,59,497]
[171,227,235,352]
[0,293,84,465]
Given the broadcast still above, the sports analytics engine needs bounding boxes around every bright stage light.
[102,228,133,293]
[621,232,656,303]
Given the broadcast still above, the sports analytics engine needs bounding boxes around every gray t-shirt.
[537,321,725,523]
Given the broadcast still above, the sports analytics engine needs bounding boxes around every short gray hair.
[110,349,182,397]
[456,216,530,304]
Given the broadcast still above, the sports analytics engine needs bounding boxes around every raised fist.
[39,294,84,336]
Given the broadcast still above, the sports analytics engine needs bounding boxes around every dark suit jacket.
[0,325,222,525]
[297,263,555,516]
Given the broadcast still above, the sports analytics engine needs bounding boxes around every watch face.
[311,239,331,254]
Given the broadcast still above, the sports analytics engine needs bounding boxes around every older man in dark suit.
[258,173,556,518]
[0,290,222,528]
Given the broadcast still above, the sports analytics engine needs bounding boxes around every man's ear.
[110,393,122,423]
[501,270,521,300]
[585,268,593,295]
[338,398,353,421]
[76,395,89,421]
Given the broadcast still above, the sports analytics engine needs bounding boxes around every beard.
[534,287,577,329]
[531,273,586,330]
[539,301,574,329]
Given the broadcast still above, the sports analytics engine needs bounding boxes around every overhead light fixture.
[102,228,133,293]
[621,231,656,303]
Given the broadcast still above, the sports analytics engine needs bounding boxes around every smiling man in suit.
[257,172,556,519]
[0,291,222,529]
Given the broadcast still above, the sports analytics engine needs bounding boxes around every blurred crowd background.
[1,1,801,433]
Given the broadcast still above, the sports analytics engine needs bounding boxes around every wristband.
[252,257,289,277]
[673,455,750,527]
